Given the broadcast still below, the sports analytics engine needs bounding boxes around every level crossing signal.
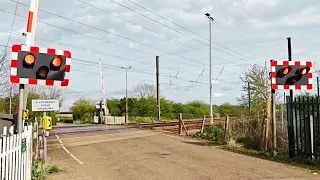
[10,44,71,86]
[271,60,312,90]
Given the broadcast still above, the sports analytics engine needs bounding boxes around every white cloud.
[1,0,320,108]
[213,93,224,97]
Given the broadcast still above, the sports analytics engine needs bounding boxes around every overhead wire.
[1,6,253,70]
[126,0,256,61]
[8,0,209,66]
[0,27,204,77]
[1,40,209,85]
[72,58,208,84]
[0,2,248,91]
[78,0,208,55]
[109,0,255,62]
[72,68,155,83]
[5,0,19,52]
[0,42,238,92]
[0,32,235,84]
[75,1,254,68]
[0,26,214,79]
[0,6,212,70]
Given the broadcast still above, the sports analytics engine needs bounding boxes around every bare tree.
[131,83,156,98]
[237,64,270,115]
[30,86,65,107]
[0,50,10,97]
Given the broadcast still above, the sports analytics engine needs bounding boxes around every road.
[47,125,318,180]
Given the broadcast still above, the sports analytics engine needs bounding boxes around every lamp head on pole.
[205,13,214,21]
[121,66,132,70]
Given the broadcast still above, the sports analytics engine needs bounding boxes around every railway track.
[128,119,213,134]
[129,119,202,127]
[128,119,226,134]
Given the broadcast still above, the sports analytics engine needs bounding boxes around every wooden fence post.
[310,115,314,159]
[201,115,205,133]
[224,116,230,141]
[179,113,182,135]
[265,97,271,151]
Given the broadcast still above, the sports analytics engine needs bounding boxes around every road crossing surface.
[47,125,318,180]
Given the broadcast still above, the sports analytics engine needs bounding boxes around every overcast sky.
[1,0,320,111]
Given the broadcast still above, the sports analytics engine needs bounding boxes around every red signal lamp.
[277,66,292,78]
[52,57,62,67]
[298,67,310,75]
[23,53,35,68]
[36,66,49,79]
[50,56,63,70]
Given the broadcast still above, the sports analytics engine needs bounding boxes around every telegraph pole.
[121,66,131,124]
[248,81,251,116]
[9,84,12,114]
[99,59,109,116]
[281,92,285,132]
[317,76,319,97]
[270,59,277,156]
[205,13,214,125]
[156,56,160,120]
[287,38,293,99]
[17,0,39,133]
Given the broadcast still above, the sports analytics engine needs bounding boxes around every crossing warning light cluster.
[271,60,312,90]
[10,44,71,86]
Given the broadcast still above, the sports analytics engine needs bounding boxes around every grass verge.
[193,126,320,174]
[222,144,320,174]
[32,160,62,180]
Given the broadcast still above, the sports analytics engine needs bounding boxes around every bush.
[236,135,262,150]
[59,117,74,123]
[32,160,61,180]
[32,160,43,180]
[193,124,226,145]
[71,98,95,123]
[47,112,58,125]
[129,116,155,123]
[46,164,61,174]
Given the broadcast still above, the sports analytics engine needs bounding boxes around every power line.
[78,0,256,66]
[0,42,237,91]
[126,0,255,61]
[72,58,208,84]
[0,31,238,84]
[73,56,208,78]
[78,0,208,55]
[5,0,19,51]
[8,0,208,66]
[1,27,209,79]
[0,27,202,74]
[213,67,225,82]
[0,26,214,80]
[116,0,255,61]
[1,7,253,70]
[74,59,156,76]
[72,68,155,83]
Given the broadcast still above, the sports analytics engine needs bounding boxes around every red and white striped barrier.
[10,44,71,86]
[25,0,39,46]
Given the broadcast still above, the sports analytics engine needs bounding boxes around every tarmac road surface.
[47,125,319,180]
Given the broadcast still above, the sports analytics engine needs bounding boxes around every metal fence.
[287,96,320,159]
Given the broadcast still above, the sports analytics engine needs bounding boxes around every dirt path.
[47,128,318,180]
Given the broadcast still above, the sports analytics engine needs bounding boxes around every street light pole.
[205,13,214,125]
[121,66,131,124]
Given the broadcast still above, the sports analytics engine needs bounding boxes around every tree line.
[0,86,64,124]
[70,82,250,122]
